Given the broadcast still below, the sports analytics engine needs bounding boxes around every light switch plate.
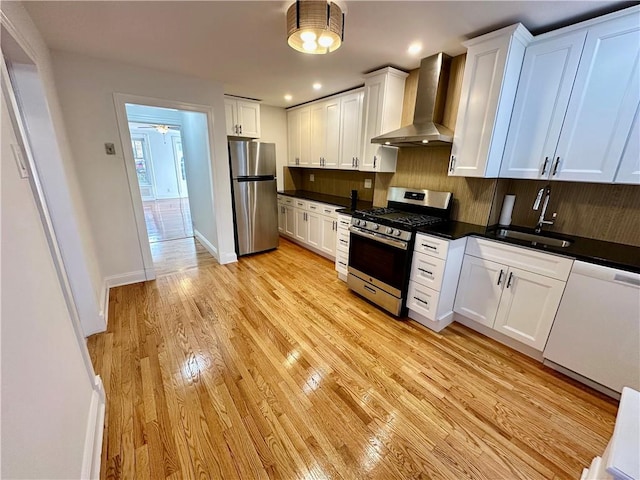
[310,174,315,182]
[105,143,116,155]
[364,178,372,188]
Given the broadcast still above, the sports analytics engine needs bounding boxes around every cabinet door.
[237,100,260,138]
[306,211,321,248]
[493,267,566,350]
[224,99,237,136]
[277,205,285,233]
[450,33,515,177]
[299,106,311,166]
[615,105,640,184]
[309,103,326,167]
[287,109,301,166]
[500,31,587,179]
[284,206,296,237]
[323,99,341,168]
[553,15,640,182]
[320,216,337,256]
[360,77,384,171]
[294,209,307,242]
[453,255,506,327]
[339,91,363,169]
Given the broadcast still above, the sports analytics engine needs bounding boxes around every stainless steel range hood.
[372,53,453,147]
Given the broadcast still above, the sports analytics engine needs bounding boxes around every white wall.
[1,67,96,480]
[1,2,104,335]
[181,111,218,253]
[260,104,288,191]
[50,50,237,279]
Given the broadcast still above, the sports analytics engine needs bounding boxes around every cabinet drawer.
[336,230,350,252]
[294,199,308,209]
[282,196,294,206]
[466,237,572,281]
[415,233,449,260]
[320,205,339,216]
[337,214,352,230]
[407,281,441,321]
[335,251,349,273]
[410,251,446,291]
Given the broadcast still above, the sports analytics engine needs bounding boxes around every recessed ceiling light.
[284,94,293,101]
[313,83,322,90]
[408,42,422,55]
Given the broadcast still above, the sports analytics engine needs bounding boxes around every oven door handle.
[349,226,408,250]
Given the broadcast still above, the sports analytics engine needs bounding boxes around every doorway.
[115,97,220,277]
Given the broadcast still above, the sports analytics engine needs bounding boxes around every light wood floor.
[88,238,617,480]
[150,237,218,277]
[144,198,193,243]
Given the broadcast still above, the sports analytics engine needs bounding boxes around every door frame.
[113,93,217,279]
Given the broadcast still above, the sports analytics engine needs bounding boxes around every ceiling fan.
[135,124,180,135]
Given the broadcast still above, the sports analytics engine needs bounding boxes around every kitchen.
[1,0,637,477]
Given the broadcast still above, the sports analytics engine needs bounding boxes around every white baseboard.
[104,270,146,288]
[193,228,218,259]
[409,310,454,333]
[218,251,238,264]
[82,376,106,480]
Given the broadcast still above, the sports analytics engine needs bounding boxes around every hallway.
[144,198,193,243]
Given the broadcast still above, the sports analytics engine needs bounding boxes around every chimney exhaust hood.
[372,53,453,147]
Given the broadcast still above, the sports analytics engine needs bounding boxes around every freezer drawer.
[233,178,279,255]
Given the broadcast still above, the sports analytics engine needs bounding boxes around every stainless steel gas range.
[347,187,453,316]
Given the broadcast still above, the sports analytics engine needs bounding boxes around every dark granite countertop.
[278,190,373,211]
[419,222,640,274]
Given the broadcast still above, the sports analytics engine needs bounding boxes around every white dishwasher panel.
[543,261,640,393]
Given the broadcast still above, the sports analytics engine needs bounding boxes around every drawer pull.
[422,243,437,250]
[418,267,433,276]
[338,261,347,266]
[339,239,348,244]
[497,269,505,286]
[324,209,331,213]
[413,297,429,306]
[364,285,376,294]
[506,272,514,288]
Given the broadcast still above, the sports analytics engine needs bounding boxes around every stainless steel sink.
[496,229,573,248]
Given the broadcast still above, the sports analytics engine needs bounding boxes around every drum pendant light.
[287,1,345,54]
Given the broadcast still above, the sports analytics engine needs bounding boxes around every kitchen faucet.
[532,185,557,233]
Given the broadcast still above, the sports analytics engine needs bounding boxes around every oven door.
[347,227,411,297]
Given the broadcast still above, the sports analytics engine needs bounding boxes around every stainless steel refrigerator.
[229,140,279,256]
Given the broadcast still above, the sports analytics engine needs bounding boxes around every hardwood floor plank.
[89,238,617,479]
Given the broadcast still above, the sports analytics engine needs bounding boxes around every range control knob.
[354,219,361,226]
[386,227,393,234]
[372,224,379,230]
[361,221,367,228]
[393,230,402,237]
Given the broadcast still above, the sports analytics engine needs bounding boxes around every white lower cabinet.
[407,233,466,332]
[278,196,339,261]
[454,237,572,351]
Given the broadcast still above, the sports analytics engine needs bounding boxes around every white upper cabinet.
[360,67,408,172]
[553,13,640,182]
[500,31,587,179]
[224,97,261,138]
[450,24,533,178]
[501,7,640,183]
[615,105,640,184]
[338,90,364,170]
[287,106,311,166]
[310,99,341,168]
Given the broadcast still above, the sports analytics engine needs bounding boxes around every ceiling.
[24,1,630,107]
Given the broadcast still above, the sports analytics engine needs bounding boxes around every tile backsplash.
[491,179,640,246]
[284,167,375,202]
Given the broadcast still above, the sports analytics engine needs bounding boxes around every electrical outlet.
[310,174,315,182]
[364,178,372,188]
[104,143,116,155]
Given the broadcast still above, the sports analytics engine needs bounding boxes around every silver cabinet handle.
[506,272,514,288]
[449,155,456,173]
[414,297,429,306]
[324,209,332,214]
[296,157,299,165]
[338,261,347,266]
[373,156,376,169]
[352,157,355,168]
[552,157,560,176]
[540,157,549,176]
[239,125,242,135]
[364,285,377,294]
[418,267,433,276]
[355,157,359,168]
[339,239,348,244]
[497,269,505,286]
